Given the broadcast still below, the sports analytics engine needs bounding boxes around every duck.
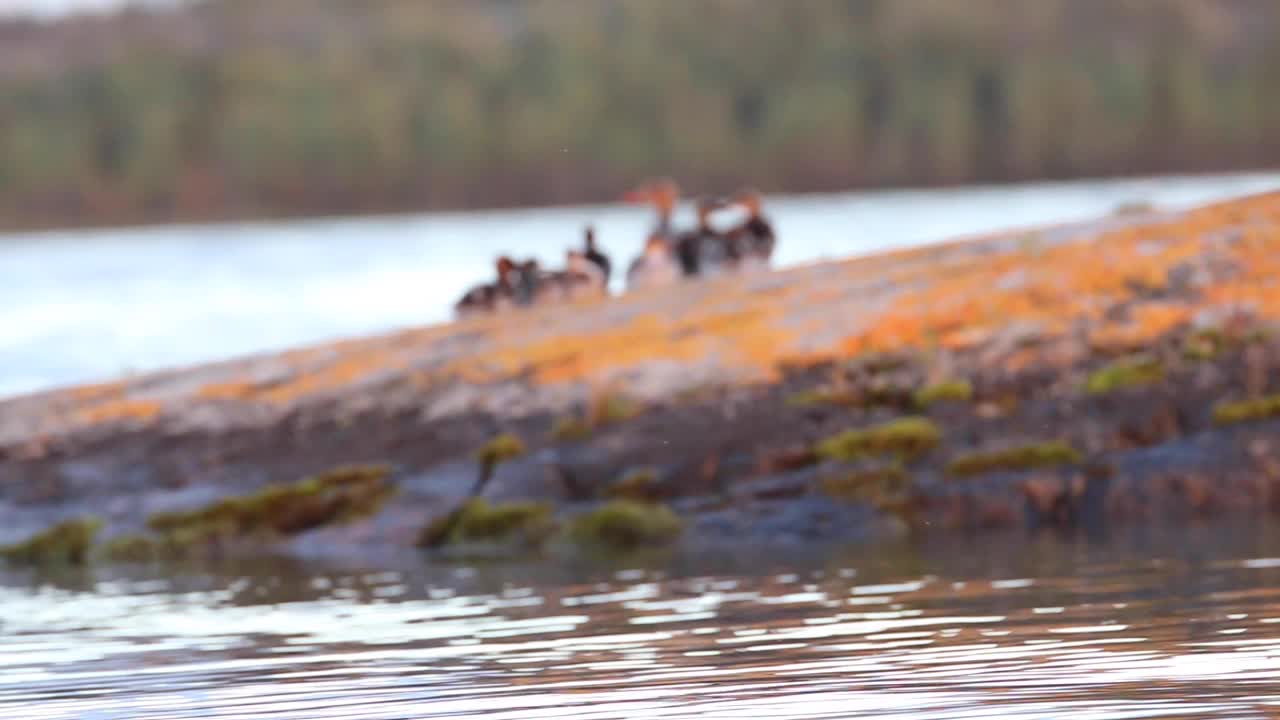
[454,256,520,319]
[581,225,611,285]
[533,248,609,304]
[622,177,680,246]
[625,233,682,291]
[674,196,733,278]
[725,188,776,271]
[510,258,543,306]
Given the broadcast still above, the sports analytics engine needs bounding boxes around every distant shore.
[3,190,1280,566]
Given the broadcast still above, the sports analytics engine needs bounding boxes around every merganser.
[582,225,611,285]
[725,188,776,271]
[454,256,520,319]
[534,248,609,304]
[675,196,732,278]
[625,234,682,291]
[622,178,680,245]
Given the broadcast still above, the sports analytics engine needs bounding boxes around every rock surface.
[4,191,1280,560]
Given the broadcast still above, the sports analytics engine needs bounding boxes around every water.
[3,172,1280,399]
[4,527,1280,718]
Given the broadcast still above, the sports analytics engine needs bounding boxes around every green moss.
[946,441,1083,477]
[815,417,942,462]
[914,380,973,408]
[1,517,102,566]
[418,498,556,548]
[146,463,394,544]
[1085,356,1164,395]
[605,468,662,501]
[551,416,592,442]
[592,394,641,425]
[787,389,831,407]
[1213,394,1280,425]
[569,501,683,551]
[1183,328,1224,362]
[820,466,909,503]
[854,352,910,374]
[476,433,526,465]
[787,383,912,409]
[100,534,167,563]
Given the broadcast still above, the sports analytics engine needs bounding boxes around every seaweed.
[819,465,909,504]
[99,534,167,563]
[604,468,663,501]
[814,417,942,462]
[551,416,593,442]
[946,441,1083,477]
[469,433,526,495]
[475,433,525,467]
[418,498,557,548]
[1213,394,1280,425]
[568,501,683,551]
[914,379,973,408]
[146,464,394,545]
[1,518,102,566]
[550,393,642,443]
[1085,356,1164,395]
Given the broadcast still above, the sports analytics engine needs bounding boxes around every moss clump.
[551,416,592,442]
[100,534,167,563]
[590,393,641,426]
[569,501,683,551]
[1,517,102,566]
[551,394,642,443]
[604,468,662,501]
[1085,356,1164,395]
[1183,329,1224,362]
[914,380,973,408]
[1213,394,1280,425]
[946,442,1083,478]
[476,433,526,466]
[820,466,909,503]
[788,383,913,410]
[787,388,839,407]
[147,463,394,545]
[853,352,910,375]
[815,417,942,462]
[418,498,556,548]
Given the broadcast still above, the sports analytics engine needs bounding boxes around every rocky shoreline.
[3,191,1280,565]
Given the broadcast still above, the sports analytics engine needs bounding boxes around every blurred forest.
[0,0,1278,229]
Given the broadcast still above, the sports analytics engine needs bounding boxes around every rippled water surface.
[5,529,1280,718]
[4,172,1280,398]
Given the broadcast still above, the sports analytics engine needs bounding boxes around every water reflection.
[4,528,1280,718]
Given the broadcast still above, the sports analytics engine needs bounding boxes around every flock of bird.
[454,179,777,318]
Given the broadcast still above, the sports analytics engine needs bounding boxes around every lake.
[4,172,1280,399]
[4,525,1280,718]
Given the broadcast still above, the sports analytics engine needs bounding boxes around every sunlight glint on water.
[4,537,1280,718]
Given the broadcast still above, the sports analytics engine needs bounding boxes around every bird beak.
[621,188,650,204]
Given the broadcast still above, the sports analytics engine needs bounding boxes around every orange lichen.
[71,381,126,402]
[75,399,162,425]
[15,191,1280,441]
[196,381,259,402]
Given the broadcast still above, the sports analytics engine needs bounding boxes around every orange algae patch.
[196,381,259,402]
[260,351,409,404]
[70,381,126,403]
[823,192,1280,364]
[473,299,797,386]
[75,399,162,425]
[1090,303,1193,352]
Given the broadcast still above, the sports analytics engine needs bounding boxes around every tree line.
[0,0,1277,229]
